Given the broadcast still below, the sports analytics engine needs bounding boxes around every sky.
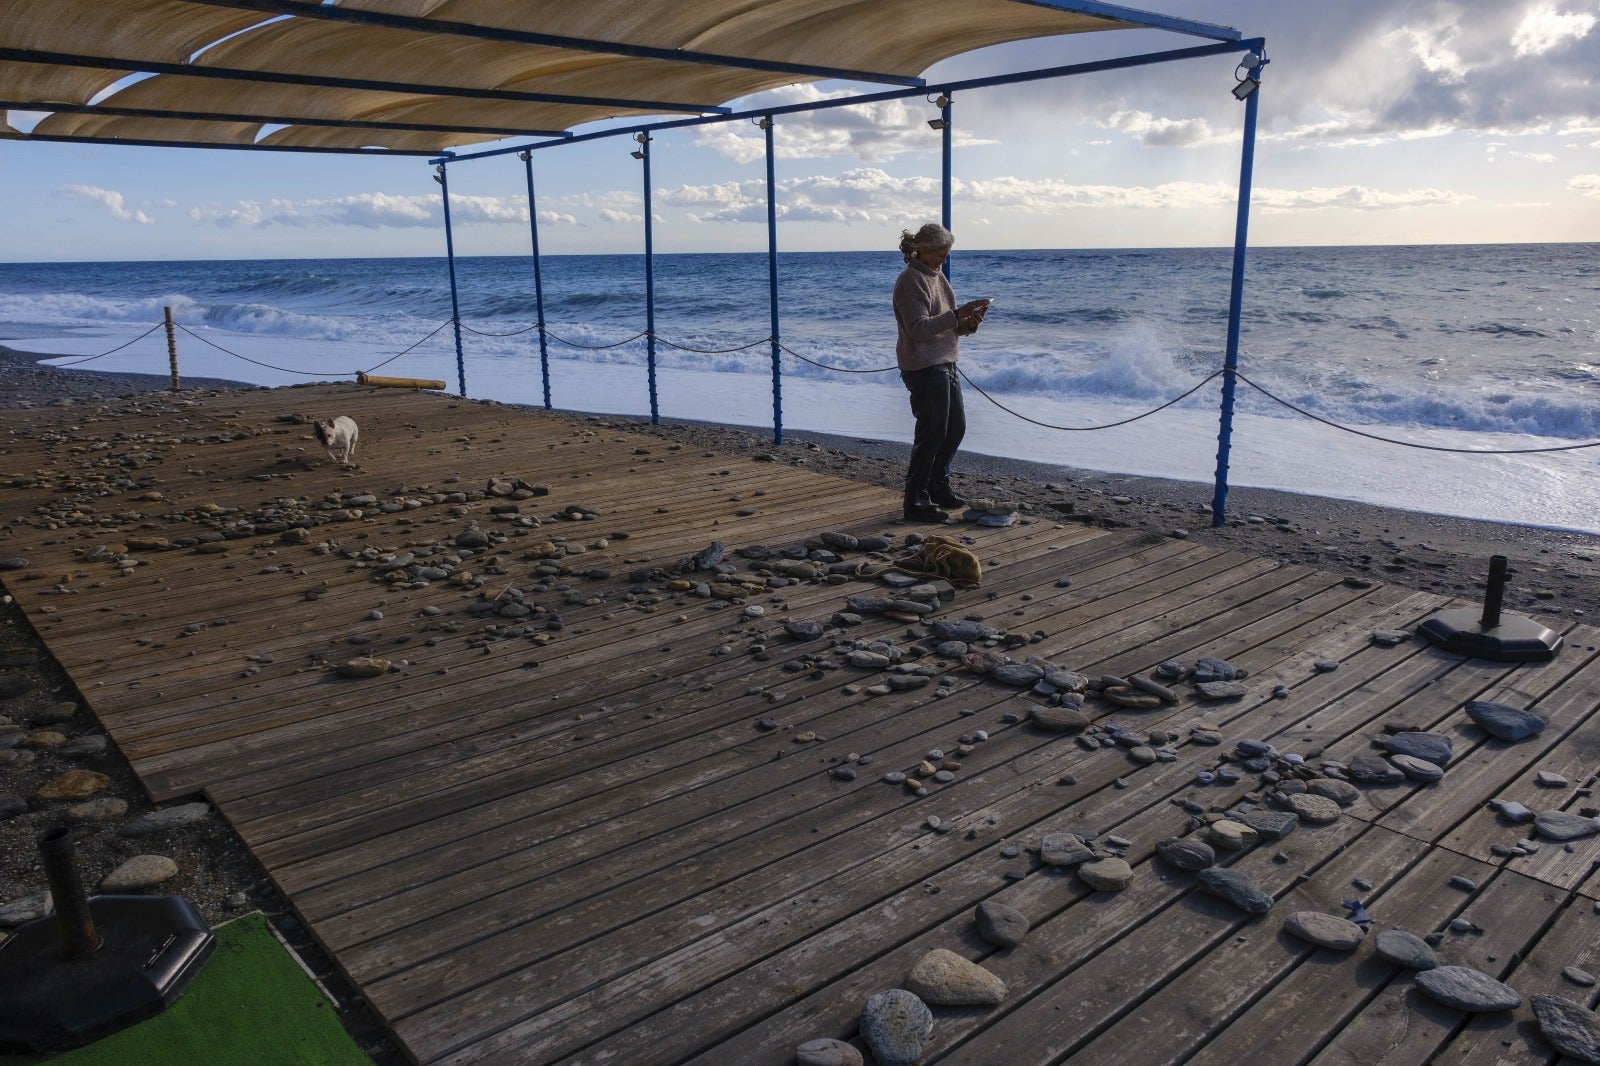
[2,0,1597,262]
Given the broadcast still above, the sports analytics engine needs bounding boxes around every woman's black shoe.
[902,502,949,522]
[928,483,966,509]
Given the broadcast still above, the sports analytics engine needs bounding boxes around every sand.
[6,341,1597,616]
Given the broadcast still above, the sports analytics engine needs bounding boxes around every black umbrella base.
[0,895,214,1054]
[1418,607,1564,663]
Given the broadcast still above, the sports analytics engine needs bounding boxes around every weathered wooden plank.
[1139,843,1497,1066]
[1303,867,1568,1066]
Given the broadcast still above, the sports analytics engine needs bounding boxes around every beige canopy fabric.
[0,0,1232,154]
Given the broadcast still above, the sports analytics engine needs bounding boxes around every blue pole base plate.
[1417,607,1563,663]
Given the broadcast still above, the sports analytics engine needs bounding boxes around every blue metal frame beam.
[0,98,568,140]
[1015,1,1240,42]
[637,133,660,425]
[439,38,1261,164]
[763,116,783,446]
[12,130,436,155]
[436,165,468,398]
[1210,67,1262,526]
[183,0,926,88]
[0,48,730,115]
[519,150,554,410]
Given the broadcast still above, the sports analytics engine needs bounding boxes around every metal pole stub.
[1481,554,1508,629]
[38,827,101,959]
[163,307,179,391]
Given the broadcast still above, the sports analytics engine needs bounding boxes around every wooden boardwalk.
[3,383,1598,1066]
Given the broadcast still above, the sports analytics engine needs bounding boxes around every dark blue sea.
[2,243,1595,438]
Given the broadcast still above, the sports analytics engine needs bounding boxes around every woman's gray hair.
[898,223,954,257]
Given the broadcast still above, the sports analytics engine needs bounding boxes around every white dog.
[314,415,359,466]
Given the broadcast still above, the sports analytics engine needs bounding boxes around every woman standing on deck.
[894,223,990,522]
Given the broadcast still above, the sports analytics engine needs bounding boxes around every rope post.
[520,150,553,410]
[163,306,180,391]
[763,115,783,445]
[1210,50,1264,527]
[435,161,468,397]
[636,132,659,425]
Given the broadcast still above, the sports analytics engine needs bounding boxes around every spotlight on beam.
[1233,52,1266,100]
[927,118,946,130]
[630,149,644,159]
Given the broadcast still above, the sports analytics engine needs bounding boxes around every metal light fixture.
[432,163,445,186]
[631,131,647,159]
[927,93,949,129]
[927,117,946,130]
[1232,52,1265,100]
[630,148,644,159]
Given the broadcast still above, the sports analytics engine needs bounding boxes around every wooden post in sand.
[163,306,180,391]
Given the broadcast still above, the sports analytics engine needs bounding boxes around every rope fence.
[41,316,1600,457]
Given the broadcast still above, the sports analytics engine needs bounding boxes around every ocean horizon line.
[5,237,1598,268]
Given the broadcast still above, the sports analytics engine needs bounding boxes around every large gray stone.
[119,801,212,836]
[859,989,933,1066]
[1414,966,1521,1012]
[1307,778,1361,807]
[100,854,179,893]
[1391,753,1445,783]
[930,620,997,643]
[1374,928,1437,970]
[1156,837,1216,872]
[1041,833,1096,867]
[1078,857,1133,892]
[1031,706,1089,734]
[1348,754,1407,785]
[904,948,1007,1006]
[1534,810,1600,842]
[0,891,51,927]
[1283,911,1366,950]
[1282,793,1341,825]
[796,1039,863,1066]
[1531,995,1600,1064]
[1465,700,1547,742]
[992,663,1044,687]
[975,901,1030,948]
[1382,731,1452,766]
[1234,809,1299,841]
[1196,867,1274,914]
[784,620,825,642]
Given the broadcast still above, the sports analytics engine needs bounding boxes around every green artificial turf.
[3,911,371,1066]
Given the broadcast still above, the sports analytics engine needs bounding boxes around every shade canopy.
[0,0,1237,155]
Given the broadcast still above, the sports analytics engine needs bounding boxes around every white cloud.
[655,168,1467,224]
[1099,108,1219,148]
[693,83,990,164]
[1511,3,1597,56]
[60,184,153,224]
[1384,22,1471,83]
[597,208,643,224]
[1254,185,1471,212]
[1570,173,1600,198]
[1510,150,1557,162]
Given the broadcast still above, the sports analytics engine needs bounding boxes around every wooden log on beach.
[356,372,446,390]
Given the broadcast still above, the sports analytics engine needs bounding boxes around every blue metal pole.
[435,163,467,397]
[1210,59,1263,527]
[940,94,952,280]
[639,133,659,424]
[764,116,783,446]
[520,150,552,409]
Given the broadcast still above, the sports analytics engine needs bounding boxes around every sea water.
[1,245,1596,532]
